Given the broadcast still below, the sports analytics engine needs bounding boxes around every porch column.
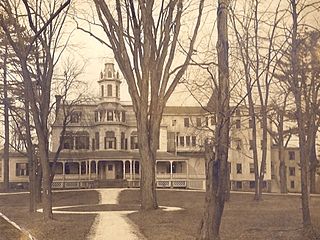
[186,160,189,188]
[62,161,66,188]
[170,161,173,179]
[88,160,91,180]
[130,160,133,180]
[79,162,81,179]
[95,160,98,179]
[86,160,88,180]
[133,160,135,180]
[122,160,126,179]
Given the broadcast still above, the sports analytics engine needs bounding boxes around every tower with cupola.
[98,62,121,104]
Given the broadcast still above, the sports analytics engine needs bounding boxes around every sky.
[58,0,214,107]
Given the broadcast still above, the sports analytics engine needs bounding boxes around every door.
[106,163,115,179]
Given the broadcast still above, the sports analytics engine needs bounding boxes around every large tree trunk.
[309,129,318,194]
[136,102,159,210]
[198,1,230,239]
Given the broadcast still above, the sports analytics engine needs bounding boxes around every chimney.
[55,95,62,117]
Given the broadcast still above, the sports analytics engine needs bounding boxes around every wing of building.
[1,62,320,193]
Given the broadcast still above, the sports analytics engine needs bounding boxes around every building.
[2,61,312,193]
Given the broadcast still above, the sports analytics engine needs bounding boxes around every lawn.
[119,189,320,240]
[0,190,99,240]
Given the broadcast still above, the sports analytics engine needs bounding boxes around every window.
[249,140,254,150]
[180,136,185,146]
[70,111,81,123]
[234,139,242,150]
[121,132,125,150]
[16,163,28,176]
[0,162,2,177]
[62,134,74,149]
[250,163,255,173]
[75,132,89,150]
[236,181,242,189]
[121,111,126,122]
[192,136,197,146]
[261,139,265,149]
[101,85,104,97]
[108,70,112,78]
[81,162,86,174]
[108,165,113,171]
[289,151,295,160]
[130,132,138,149]
[289,167,295,176]
[186,136,191,146]
[249,181,255,189]
[236,163,242,174]
[94,111,99,122]
[262,181,267,188]
[205,117,209,126]
[196,117,202,127]
[249,119,253,128]
[184,118,189,127]
[235,119,241,129]
[172,119,176,126]
[107,111,113,121]
[107,84,112,96]
[95,132,100,150]
[105,131,116,149]
[134,162,140,174]
[235,108,241,116]
[116,85,119,98]
[290,180,295,188]
[99,110,105,122]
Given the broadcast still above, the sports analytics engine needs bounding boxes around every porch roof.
[49,150,188,161]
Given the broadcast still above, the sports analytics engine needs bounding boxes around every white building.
[1,62,277,191]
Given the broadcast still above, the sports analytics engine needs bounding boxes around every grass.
[119,189,320,240]
[0,190,99,240]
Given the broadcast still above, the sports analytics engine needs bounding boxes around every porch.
[51,159,205,189]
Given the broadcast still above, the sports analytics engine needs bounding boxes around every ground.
[1,189,320,240]
[120,190,320,240]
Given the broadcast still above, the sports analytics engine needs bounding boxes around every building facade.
[3,62,317,192]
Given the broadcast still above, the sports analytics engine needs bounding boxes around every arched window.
[108,70,112,78]
[105,131,116,149]
[116,85,119,98]
[107,84,112,96]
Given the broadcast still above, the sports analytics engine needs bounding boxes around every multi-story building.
[1,62,303,193]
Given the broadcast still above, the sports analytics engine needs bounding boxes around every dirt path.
[87,189,143,240]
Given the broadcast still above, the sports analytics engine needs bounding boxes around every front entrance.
[98,161,123,180]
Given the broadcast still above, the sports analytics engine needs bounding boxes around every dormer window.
[107,84,112,96]
[108,70,112,78]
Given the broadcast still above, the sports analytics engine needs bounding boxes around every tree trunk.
[290,0,312,229]
[3,44,10,192]
[309,130,317,194]
[198,1,230,238]
[137,102,158,210]
[278,131,287,193]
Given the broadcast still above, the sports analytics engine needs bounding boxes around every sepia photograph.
[0,0,320,239]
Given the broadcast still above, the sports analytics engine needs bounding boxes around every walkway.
[87,189,143,240]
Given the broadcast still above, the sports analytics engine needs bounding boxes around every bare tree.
[230,0,287,200]
[197,0,230,239]
[0,0,71,220]
[90,0,205,210]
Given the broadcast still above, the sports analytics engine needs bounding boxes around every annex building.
[1,62,319,193]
